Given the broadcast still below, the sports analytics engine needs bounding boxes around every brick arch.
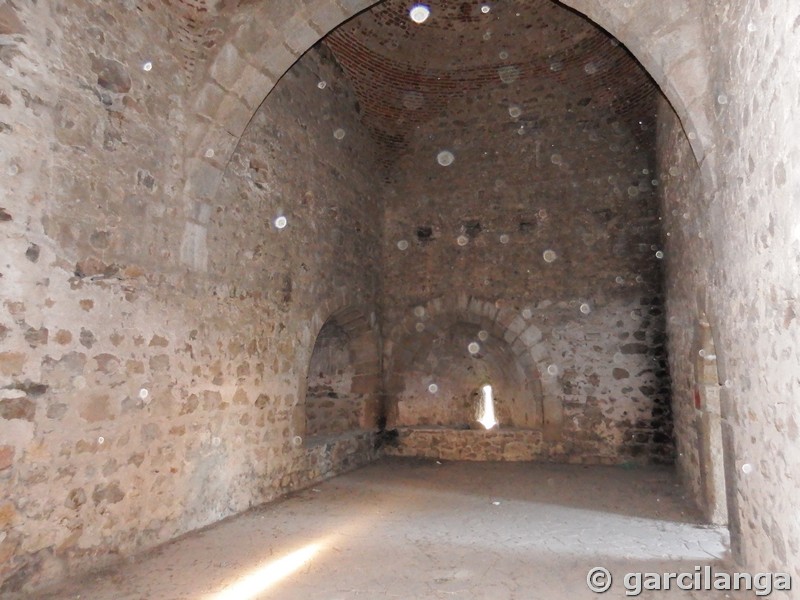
[295,301,381,439]
[179,0,715,271]
[384,296,564,439]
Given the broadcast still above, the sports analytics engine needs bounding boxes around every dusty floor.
[34,458,740,599]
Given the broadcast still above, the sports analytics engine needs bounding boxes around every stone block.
[0,445,14,470]
[209,44,249,92]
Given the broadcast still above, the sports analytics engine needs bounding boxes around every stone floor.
[35,458,743,599]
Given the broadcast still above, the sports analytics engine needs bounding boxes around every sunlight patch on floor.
[206,541,325,600]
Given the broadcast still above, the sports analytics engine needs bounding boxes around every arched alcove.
[301,307,381,443]
[183,0,677,471]
[178,0,685,471]
[382,297,562,461]
[391,320,543,430]
[305,319,359,436]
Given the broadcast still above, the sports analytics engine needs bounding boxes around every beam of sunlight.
[207,541,324,600]
[477,384,498,429]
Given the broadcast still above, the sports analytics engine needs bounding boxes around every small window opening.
[477,384,498,430]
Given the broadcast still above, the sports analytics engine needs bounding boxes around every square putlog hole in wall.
[463,220,481,238]
[416,226,434,242]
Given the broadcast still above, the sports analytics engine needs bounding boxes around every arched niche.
[301,307,381,442]
[389,320,543,431]
[384,296,565,442]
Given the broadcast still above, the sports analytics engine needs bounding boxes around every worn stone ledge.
[385,427,544,462]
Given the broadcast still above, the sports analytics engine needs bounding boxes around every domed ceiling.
[322,0,659,164]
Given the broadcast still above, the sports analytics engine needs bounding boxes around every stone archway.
[557,0,714,173]
[178,0,715,271]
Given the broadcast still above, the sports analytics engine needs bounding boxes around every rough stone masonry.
[0,0,798,594]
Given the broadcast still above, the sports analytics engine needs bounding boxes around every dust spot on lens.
[437,150,455,166]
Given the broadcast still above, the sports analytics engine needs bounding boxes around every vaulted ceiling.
[323,0,659,162]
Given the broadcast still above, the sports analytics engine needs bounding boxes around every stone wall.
[385,428,544,462]
[656,100,713,517]
[370,4,672,464]
[660,0,800,580]
[5,0,800,592]
[0,2,382,591]
[383,293,672,464]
